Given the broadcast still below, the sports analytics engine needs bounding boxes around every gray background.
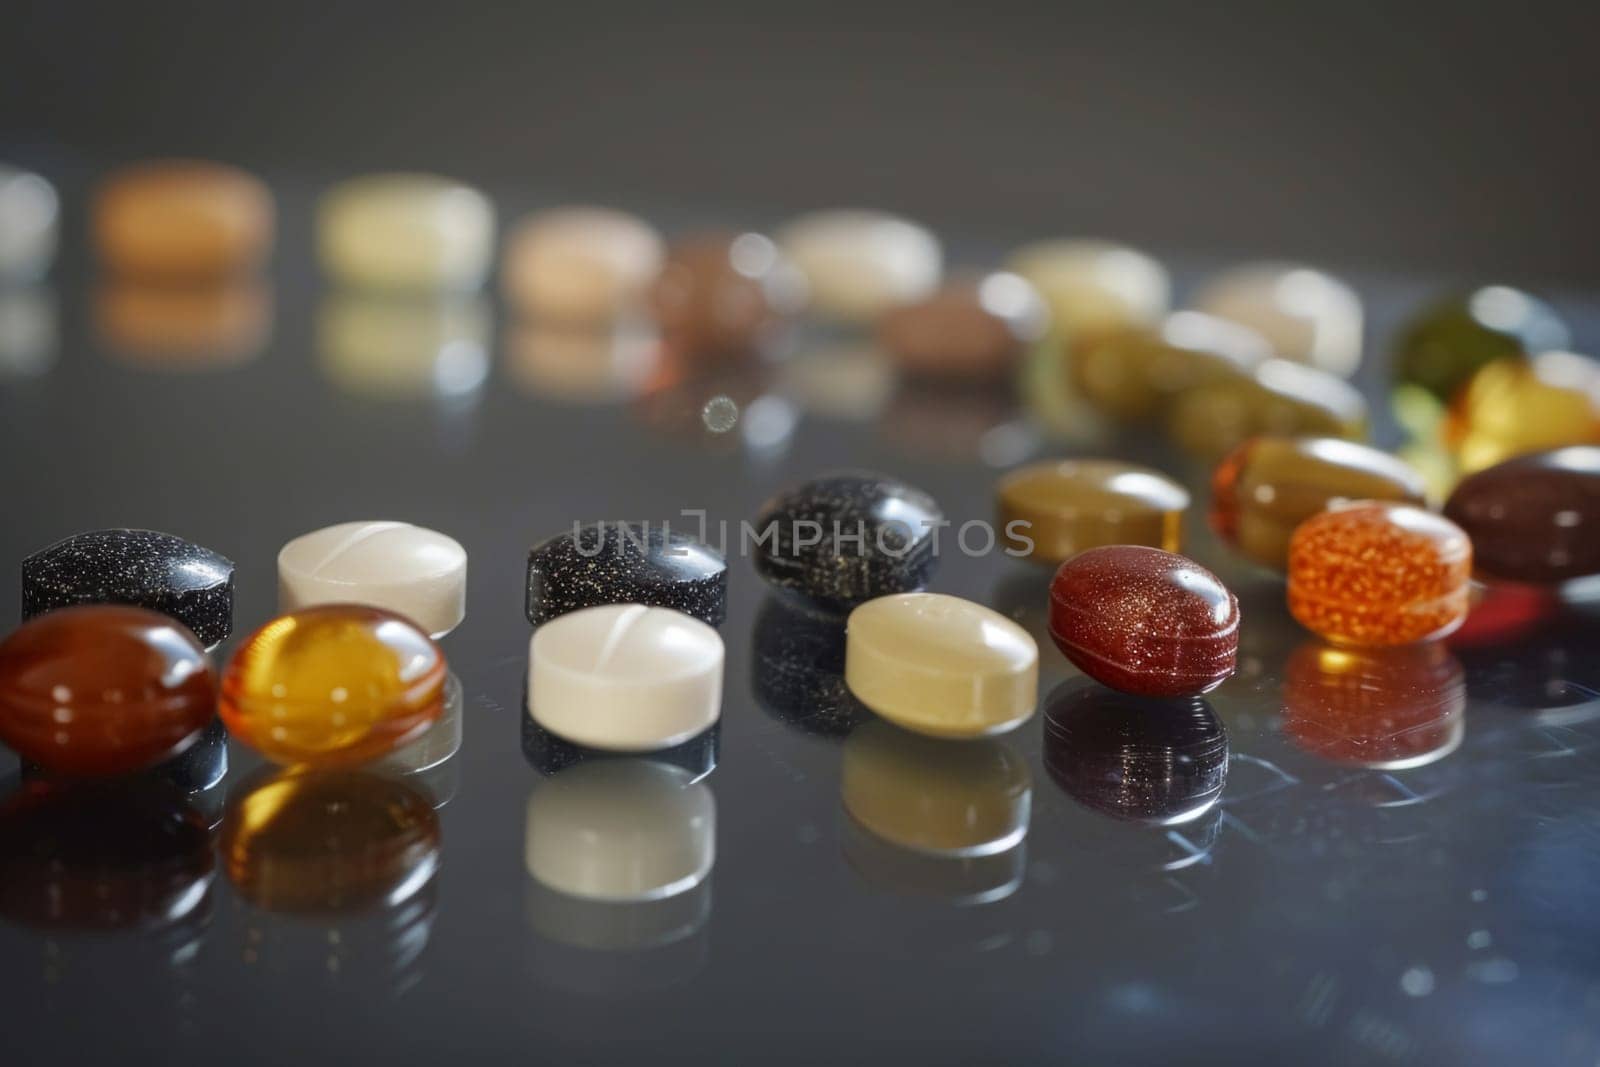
[3,0,1599,282]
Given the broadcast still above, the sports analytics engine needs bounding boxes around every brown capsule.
[1443,446,1600,584]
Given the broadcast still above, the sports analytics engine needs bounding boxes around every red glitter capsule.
[1048,545,1240,697]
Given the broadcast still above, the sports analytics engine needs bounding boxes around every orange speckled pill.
[1287,501,1471,646]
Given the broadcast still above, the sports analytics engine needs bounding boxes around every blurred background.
[3,0,1598,284]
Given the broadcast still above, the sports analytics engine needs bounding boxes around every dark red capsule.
[1048,545,1240,697]
[1443,446,1600,584]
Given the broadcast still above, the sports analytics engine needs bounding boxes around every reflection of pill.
[846,592,1038,738]
[317,292,489,399]
[278,521,468,639]
[503,207,663,323]
[318,174,495,291]
[0,165,59,281]
[528,605,723,752]
[776,209,941,322]
[94,160,274,279]
[525,760,715,902]
[842,719,1031,855]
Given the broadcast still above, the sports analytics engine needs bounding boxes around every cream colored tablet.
[318,174,495,291]
[528,604,723,752]
[1005,238,1169,340]
[277,521,468,637]
[776,209,941,321]
[502,207,664,322]
[845,592,1038,737]
[524,760,715,902]
[0,165,58,281]
[1189,262,1363,377]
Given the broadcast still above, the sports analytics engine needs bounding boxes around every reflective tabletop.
[2,185,1598,1066]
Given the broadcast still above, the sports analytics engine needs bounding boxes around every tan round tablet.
[1189,262,1363,377]
[0,165,59,281]
[277,521,468,637]
[318,173,495,291]
[94,160,274,279]
[845,593,1038,737]
[1005,238,1169,341]
[996,458,1190,564]
[528,604,724,752]
[776,209,941,321]
[502,207,664,322]
[525,760,715,901]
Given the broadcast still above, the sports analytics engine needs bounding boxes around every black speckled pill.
[21,529,234,648]
[750,470,943,613]
[526,521,728,627]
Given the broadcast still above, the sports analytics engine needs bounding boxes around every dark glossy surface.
[1049,545,1240,696]
[21,527,234,647]
[1,189,1599,1065]
[1444,447,1600,583]
[0,604,216,776]
[526,520,728,626]
[750,470,942,612]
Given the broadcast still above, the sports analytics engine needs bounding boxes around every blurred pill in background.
[96,278,272,370]
[1071,310,1269,423]
[503,206,663,324]
[319,173,495,292]
[1005,238,1169,345]
[1188,262,1363,377]
[94,160,274,279]
[877,271,1047,380]
[0,165,59,282]
[776,209,941,322]
[649,230,805,358]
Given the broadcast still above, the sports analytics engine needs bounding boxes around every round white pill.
[277,521,468,638]
[528,604,723,752]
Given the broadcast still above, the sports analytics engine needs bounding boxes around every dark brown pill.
[1443,446,1600,583]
